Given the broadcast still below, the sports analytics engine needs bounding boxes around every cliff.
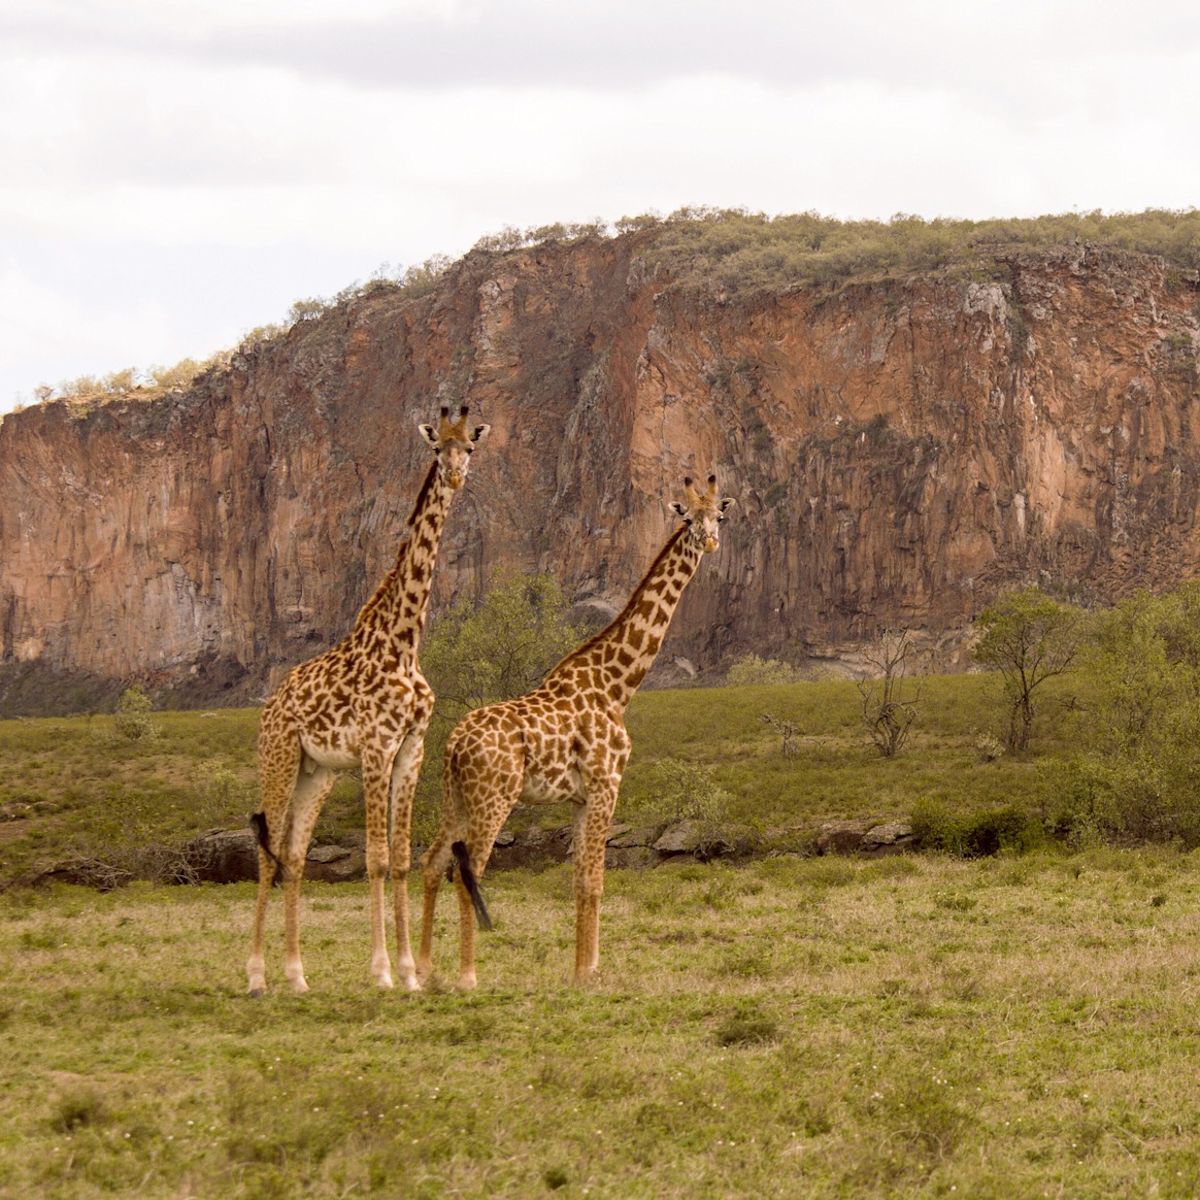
[2,230,1199,712]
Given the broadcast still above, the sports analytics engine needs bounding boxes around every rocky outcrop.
[2,234,1199,711]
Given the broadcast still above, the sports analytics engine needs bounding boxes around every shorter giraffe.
[247,405,489,996]
[417,474,735,988]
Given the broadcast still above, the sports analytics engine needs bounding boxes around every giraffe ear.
[718,497,736,513]
[669,502,688,518]
[471,423,492,443]
[418,424,439,447]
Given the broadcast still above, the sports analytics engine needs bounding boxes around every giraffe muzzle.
[703,536,718,553]
[447,470,465,490]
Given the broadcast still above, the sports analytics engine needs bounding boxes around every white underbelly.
[300,736,359,770]
[520,768,585,805]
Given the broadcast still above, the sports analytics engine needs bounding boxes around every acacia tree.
[421,572,589,715]
[407,572,592,839]
[974,588,1080,752]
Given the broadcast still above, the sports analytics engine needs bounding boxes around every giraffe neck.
[351,461,453,660]
[550,528,703,709]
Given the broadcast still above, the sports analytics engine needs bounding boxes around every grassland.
[0,672,1075,884]
[3,674,1197,1196]
[5,849,1200,1198]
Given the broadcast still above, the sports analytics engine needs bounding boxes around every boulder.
[607,824,662,849]
[860,821,914,857]
[181,828,368,883]
[653,821,732,861]
[606,846,659,870]
[815,820,873,855]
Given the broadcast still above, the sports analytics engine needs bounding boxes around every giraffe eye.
[465,445,474,454]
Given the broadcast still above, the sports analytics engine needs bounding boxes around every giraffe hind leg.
[247,730,302,996]
[455,771,523,991]
[416,806,462,983]
[451,841,492,930]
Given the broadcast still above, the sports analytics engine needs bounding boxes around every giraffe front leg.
[362,748,395,989]
[573,787,617,985]
[389,729,427,992]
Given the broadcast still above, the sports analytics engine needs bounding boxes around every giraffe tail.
[249,811,286,886]
[451,841,492,931]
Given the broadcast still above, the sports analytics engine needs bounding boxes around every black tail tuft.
[249,812,285,886]
[451,841,492,931]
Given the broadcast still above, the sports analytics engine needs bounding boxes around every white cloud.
[0,0,1198,411]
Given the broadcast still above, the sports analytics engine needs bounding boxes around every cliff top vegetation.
[20,206,1199,414]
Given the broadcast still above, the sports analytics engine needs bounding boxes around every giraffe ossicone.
[246,403,489,996]
[417,472,735,989]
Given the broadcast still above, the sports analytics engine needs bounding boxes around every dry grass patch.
[4,853,1200,1195]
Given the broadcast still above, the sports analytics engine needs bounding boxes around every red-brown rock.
[2,236,1199,711]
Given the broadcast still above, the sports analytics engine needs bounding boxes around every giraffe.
[416,473,735,988]
[246,404,490,996]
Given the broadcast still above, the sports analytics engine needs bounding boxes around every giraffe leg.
[573,786,618,985]
[417,816,458,984]
[388,727,427,992]
[361,746,395,988]
[247,723,301,996]
[280,757,336,994]
[455,773,521,991]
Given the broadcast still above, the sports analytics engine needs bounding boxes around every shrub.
[974,731,1006,763]
[1053,584,1200,846]
[910,797,1043,857]
[624,758,730,827]
[725,654,797,687]
[112,687,158,742]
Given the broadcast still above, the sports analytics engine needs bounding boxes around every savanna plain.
[3,675,1200,1198]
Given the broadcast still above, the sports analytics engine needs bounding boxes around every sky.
[1,0,1198,414]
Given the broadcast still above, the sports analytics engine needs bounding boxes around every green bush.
[910,797,1044,857]
[1052,584,1200,846]
[643,207,1200,296]
[725,654,797,687]
[112,687,157,742]
[623,758,730,828]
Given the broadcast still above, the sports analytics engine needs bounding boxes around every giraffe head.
[418,404,491,490]
[669,473,735,553]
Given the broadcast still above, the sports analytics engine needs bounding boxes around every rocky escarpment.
[2,233,1199,712]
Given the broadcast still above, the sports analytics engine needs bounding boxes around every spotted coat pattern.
[417,475,735,987]
[246,408,489,995]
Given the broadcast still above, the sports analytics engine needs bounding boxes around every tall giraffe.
[247,404,490,996]
[417,473,734,988]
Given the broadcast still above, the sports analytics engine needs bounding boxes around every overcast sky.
[2,0,1198,414]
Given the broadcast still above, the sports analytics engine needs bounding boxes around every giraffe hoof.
[289,978,309,995]
[247,987,266,999]
[375,974,395,990]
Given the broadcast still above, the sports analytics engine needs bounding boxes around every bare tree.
[760,713,801,757]
[857,630,921,757]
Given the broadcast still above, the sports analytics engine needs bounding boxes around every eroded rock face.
[2,236,1199,711]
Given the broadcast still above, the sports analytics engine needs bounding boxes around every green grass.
[0,673,1082,881]
[5,851,1200,1197]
